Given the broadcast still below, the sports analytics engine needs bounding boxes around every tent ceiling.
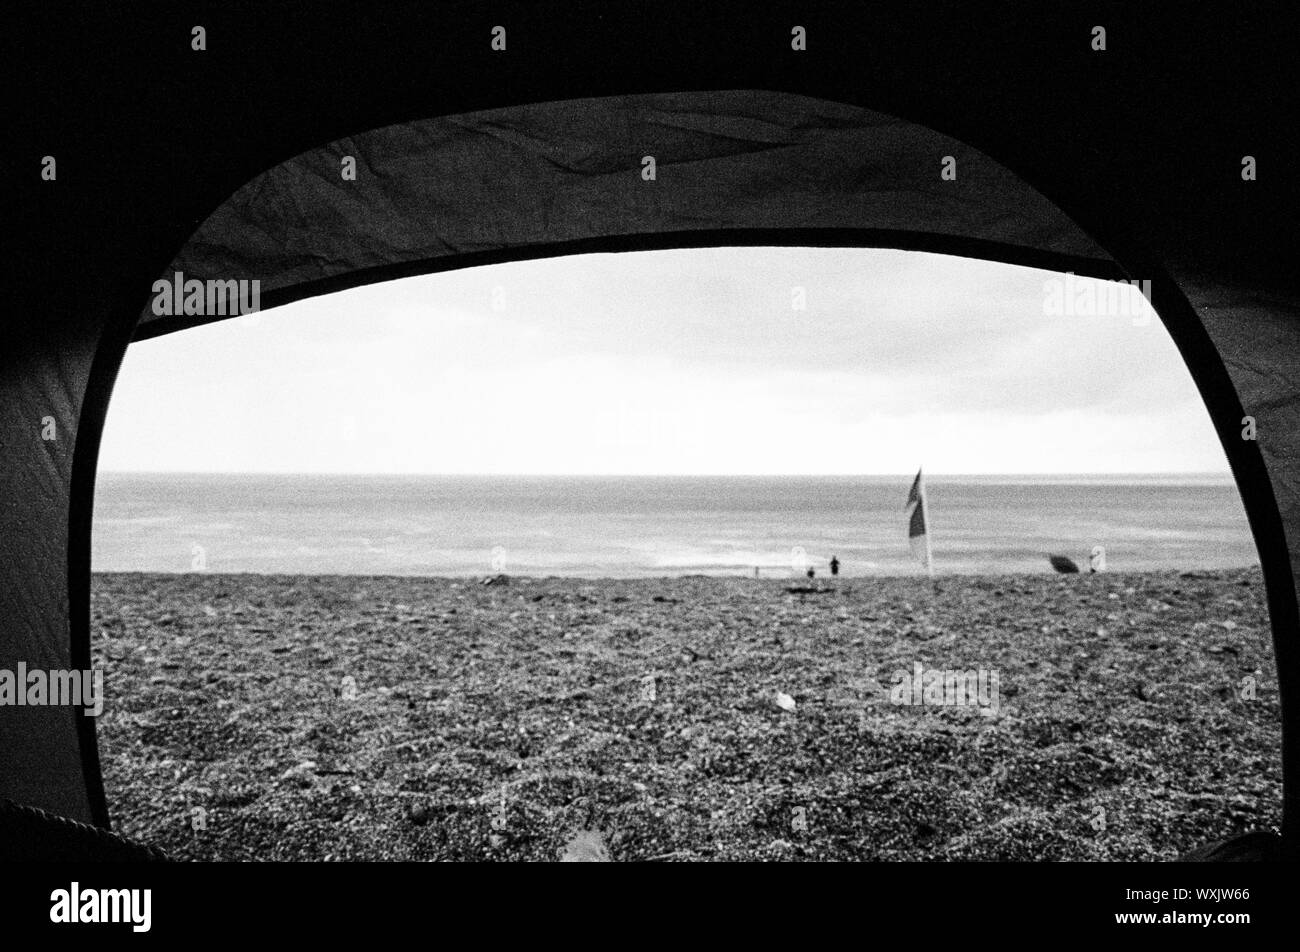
[139,91,1116,336]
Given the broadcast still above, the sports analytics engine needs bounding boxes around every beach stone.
[407,804,432,825]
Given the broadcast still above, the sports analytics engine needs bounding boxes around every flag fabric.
[905,468,930,570]
[906,469,922,509]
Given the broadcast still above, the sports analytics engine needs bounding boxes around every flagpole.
[920,468,934,578]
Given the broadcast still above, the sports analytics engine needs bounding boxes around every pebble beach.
[92,567,1280,860]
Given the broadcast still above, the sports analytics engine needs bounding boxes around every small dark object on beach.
[1048,555,1080,574]
[786,585,832,595]
[806,567,815,579]
[830,556,840,576]
[481,574,509,586]
[407,804,432,826]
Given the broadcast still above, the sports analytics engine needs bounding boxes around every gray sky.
[99,247,1231,475]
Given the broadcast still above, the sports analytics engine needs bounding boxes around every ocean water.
[90,473,1258,578]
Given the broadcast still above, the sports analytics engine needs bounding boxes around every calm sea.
[90,474,1258,578]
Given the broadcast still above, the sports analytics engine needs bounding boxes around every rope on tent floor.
[0,797,170,861]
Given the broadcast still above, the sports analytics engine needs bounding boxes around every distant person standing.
[830,555,840,577]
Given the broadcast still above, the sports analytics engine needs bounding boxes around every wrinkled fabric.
[141,91,1112,326]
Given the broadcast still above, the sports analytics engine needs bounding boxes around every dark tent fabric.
[137,92,1114,327]
[8,6,1298,858]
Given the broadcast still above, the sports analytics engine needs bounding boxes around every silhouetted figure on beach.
[806,567,815,579]
[830,556,840,577]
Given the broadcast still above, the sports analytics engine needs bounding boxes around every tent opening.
[89,246,1277,860]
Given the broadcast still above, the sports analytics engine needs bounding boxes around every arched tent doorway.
[7,89,1296,859]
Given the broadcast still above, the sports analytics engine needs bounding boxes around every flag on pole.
[908,500,927,563]
[904,468,933,574]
